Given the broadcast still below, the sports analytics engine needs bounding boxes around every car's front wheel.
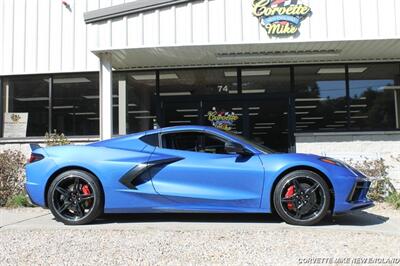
[273,170,331,226]
[47,170,103,225]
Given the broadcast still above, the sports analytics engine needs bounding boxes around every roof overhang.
[92,39,400,70]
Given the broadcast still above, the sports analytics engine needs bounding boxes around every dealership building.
[0,0,399,188]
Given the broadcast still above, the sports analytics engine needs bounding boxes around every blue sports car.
[25,126,373,226]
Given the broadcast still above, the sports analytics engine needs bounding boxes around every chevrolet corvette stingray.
[25,126,373,226]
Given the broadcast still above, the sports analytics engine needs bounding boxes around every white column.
[395,90,399,129]
[99,53,113,140]
[118,79,127,135]
[5,80,9,112]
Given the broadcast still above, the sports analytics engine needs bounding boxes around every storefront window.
[295,65,347,132]
[52,73,99,136]
[242,67,290,94]
[159,68,238,96]
[113,71,157,135]
[3,76,50,137]
[349,64,399,130]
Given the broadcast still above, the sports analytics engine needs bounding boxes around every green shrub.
[0,150,26,206]
[386,192,400,209]
[5,193,32,208]
[45,130,70,146]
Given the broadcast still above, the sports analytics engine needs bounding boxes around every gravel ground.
[1,204,399,266]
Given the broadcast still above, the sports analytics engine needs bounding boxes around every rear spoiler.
[29,144,42,151]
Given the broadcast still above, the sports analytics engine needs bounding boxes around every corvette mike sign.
[253,0,311,37]
[3,113,28,138]
[207,107,239,131]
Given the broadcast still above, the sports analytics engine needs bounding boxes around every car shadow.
[94,213,282,224]
[92,210,389,227]
[328,211,389,226]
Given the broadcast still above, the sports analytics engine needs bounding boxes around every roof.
[84,0,198,24]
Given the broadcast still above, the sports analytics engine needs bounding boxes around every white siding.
[2,0,14,74]
[0,0,5,73]
[361,0,379,38]
[378,0,397,37]
[90,0,400,51]
[13,0,26,74]
[36,0,50,72]
[326,0,344,39]
[0,0,105,75]
[49,0,62,72]
[0,0,136,75]
[343,0,362,39]
[74,0,88,71]
[160,7,176,45]
[62,0,74,71]
[25,0,38,73]
[127,14,143,47]
[175,4,191,44]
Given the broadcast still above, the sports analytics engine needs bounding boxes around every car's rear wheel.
[273,170,330,226]
[47,170,103,225]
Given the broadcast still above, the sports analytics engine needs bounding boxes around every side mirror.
[225,142,253,156]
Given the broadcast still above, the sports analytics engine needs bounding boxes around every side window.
[202,134,228,154]
[162,132,229,155]
[162,132,202,151]
[140,134,159,147]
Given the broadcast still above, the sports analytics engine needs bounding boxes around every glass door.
[246,98,289,152]
[161,95,291,152]
[203,96,290,152]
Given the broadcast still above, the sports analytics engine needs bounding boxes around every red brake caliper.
[285,185,295,210]
[81,184,92,208]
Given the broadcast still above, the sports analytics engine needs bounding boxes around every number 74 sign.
[217,85,229,93]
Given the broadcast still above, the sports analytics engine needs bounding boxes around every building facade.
[0,0,400,187]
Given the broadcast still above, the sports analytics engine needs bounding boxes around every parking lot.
[1,205,399,265]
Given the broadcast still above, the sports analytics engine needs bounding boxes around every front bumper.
[347,180,371,202]
[333,178,374,214]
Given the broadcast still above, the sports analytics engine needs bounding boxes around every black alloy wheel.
[47,170,103,225]
[273,170,331,226]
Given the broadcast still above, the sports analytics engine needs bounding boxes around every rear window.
[140,134,159,147]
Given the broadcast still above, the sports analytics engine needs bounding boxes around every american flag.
[270,0,298,7]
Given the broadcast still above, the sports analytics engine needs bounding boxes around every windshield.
[224,131,276,154]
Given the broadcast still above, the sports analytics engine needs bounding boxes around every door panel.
[149,147,265,209]
[247,99,289,152]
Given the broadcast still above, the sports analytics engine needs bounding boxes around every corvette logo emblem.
[253,0,311,36]
[11,114,21,123]
[208,107,239,131]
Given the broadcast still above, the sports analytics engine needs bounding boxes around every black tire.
[47,170,103,225]
[273,170,331,226]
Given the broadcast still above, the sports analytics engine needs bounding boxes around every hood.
[258,152,325,173]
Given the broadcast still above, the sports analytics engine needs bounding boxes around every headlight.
[319,157,345,167]
[319,157,361,177]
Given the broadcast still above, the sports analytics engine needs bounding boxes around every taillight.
[28,153,44,164]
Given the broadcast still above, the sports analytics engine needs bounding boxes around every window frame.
[139,133,160,147]
[159,129,234,154]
